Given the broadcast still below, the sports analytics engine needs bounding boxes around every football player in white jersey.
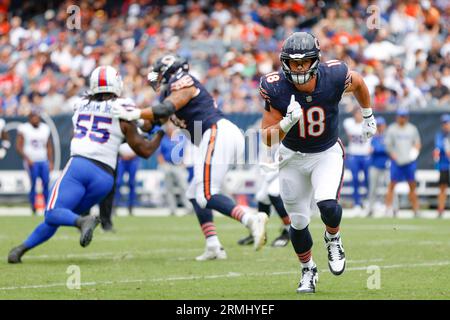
[343,107,372,213]
[16,110,53,215]
[8,66,165,263]
[0,117,11,160]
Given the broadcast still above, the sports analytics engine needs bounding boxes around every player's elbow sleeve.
[152,100,176,120]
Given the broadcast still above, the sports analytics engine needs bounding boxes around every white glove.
[362,112,377,141]
[0,148,6,160]
[112,104,142,121]
[280,94,303,133]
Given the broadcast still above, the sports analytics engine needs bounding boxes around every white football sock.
[326,231,340,240]
[301,259,315,269]
[206,235,221,248]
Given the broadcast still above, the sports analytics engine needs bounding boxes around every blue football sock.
[45,208,79,227]
[23,222,58,249]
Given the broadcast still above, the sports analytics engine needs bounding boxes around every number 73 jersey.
[260,61,348,153]
[70,97,130,170]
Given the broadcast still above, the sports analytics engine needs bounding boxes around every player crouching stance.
[260,32,376,293]
[8,66,164,263]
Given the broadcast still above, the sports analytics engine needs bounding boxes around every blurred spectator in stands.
[41,81,65,115]
[1,0,449,117]
[430,76,450,106]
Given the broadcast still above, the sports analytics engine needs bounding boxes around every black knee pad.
[317,199,342,228]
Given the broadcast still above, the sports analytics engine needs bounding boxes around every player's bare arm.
[261,105,284,146]
[120,120,164,158]
[16,133,32,166]
[138,85,197,122]
[344,70,376,140]
[1,129,9,143]
[47,137,54,171]
[343,70,371,108]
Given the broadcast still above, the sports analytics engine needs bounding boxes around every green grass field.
[0,215,449,300]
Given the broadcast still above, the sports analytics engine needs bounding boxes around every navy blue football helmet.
[280,32,321,85]
[147,54,189,91]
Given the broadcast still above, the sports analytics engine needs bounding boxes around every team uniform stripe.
[98,67,107,87]
[297,250,312,263]
[47,158,73,210]
[200,223,217,238]
[336,139,346,200]
[201,222,214,230]
[231,206,245,221]
[326,226,340,235]
[203,124,217,201]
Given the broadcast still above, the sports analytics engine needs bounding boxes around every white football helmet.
[90,66,123,97]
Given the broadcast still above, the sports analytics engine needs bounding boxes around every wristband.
[279,118,295,133]
[361,107,373,119]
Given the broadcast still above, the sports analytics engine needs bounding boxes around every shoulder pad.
[170,73,195,91]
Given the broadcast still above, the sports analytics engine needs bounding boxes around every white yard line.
[23,248,203,260]
[1,260,449,292]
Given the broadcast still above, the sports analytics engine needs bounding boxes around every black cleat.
[271,228,290,247]
[101,221,116,233]
[77,216,101,247]
[8,244,29,264]
[237,234,254,246]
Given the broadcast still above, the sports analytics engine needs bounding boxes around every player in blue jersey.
[113,54,268,260]
[259,32,376,293]
[367,117,389,217]
[8,66,165,263]
[434,114,450,218]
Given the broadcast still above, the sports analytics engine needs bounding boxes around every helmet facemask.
[280,54,320,85]
[147,67,164,91]
[147,55,189,92]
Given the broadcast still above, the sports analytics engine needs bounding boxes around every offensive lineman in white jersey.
[8,66,164,263]
[343,108,372,213]
[16,110,53,215]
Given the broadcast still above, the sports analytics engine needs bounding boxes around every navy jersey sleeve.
[259,72,284,113]
[323,60,349,100]
[259,77,272,112]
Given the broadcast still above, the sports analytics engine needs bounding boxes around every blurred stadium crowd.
[0,0,449,117]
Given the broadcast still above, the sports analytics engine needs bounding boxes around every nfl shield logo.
[306,96,312,102]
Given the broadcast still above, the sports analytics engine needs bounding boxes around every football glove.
[362,108,377,141]
[112,104,142,121]
[280,94,303,133]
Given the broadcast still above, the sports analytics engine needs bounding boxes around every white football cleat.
[324,232,346,275]
[248,212,268,251]
[296,265,319,294]
[195,246,227,261]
